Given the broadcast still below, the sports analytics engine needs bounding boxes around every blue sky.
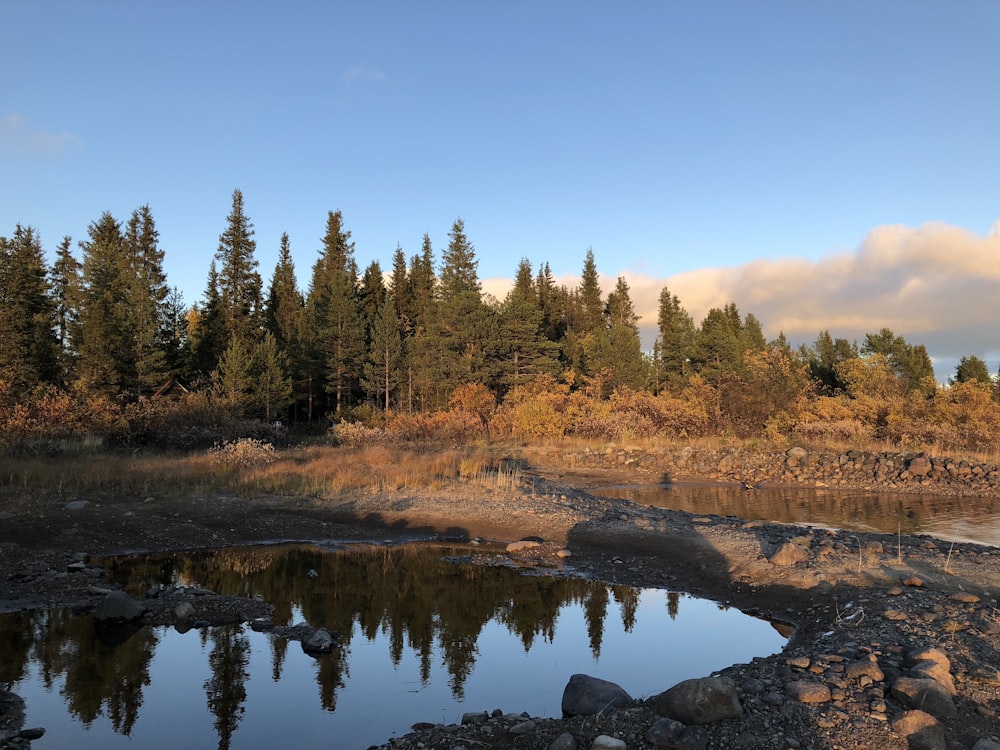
[2,2,999,379]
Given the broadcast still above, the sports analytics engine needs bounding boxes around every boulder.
[652,676,742,724]
[891,710,945,750]
[890,677,957,720]
[769,542,809,566]
[561,674,633,717]
[646,717,708,749]
[94,591,145,622]
[301,628,338,655]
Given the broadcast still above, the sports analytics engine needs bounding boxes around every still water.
[594,483,1000,547]
[1,543,785,750]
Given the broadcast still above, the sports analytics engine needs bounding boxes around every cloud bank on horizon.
[484,220,1000,382]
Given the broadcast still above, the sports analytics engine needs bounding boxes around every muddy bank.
[0,448,998,749]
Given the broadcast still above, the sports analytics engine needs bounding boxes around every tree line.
[2,189,998,447]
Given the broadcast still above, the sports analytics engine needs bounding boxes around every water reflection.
[1,544,785,749]
[595,483,1000,547]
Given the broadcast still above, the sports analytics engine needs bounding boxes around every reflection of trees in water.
[4,543,691,745]
[0,608,156,736]
[204,625,250,750]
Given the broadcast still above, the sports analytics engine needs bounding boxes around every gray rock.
[890,677,957,720]
[891,710,945,750]
[591,736,626,750]
[769,542,809,566]
[549,732,579,750]
[646,717,707,749]
[174,601,196,620]
[301,628,337,655]
[64,500,91,511]
[561,674,633,717]
[972,740,1000,750]
[510,719,538,735]
[94,591,145,622]
[652,676,743,724]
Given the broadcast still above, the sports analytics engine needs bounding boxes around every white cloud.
[492,221,1000,382]
[0,114,83,157]
[629,221,1000,380]
[341,66,388,86]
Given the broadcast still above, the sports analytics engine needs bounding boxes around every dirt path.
[0,464,998,749]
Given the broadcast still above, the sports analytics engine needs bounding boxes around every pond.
[0,543,786,749]
[594,482,1000,547]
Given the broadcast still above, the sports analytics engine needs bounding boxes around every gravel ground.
[0,460,998,750]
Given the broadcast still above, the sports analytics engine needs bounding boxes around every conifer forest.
[2,189,999,454]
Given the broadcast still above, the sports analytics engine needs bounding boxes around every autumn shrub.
[329,421,391,447]
[385,409,486,443]
[209,437,277,470]
[488,375,580,438]
[448,382,497,425]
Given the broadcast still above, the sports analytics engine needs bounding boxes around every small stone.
[902,577,924,588]
[591,736,626,750]
[510,720,537,735]
[18,728,45,740]
[787,656,810,669]
[883,610,907,621]
[785,681,831,703]
[949,591,980,603]
[174,601,196,619]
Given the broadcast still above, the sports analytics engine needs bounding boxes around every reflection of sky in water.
[10,590,783,749]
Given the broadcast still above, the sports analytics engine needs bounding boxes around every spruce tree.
[322,266,366,416]
[215,189,263,348]
[303,210,355,419]
[656,286,695,384]
[435,218,492,392]
[264,233,305,417]
[574,248,604,335]
[189,261,226,377]
[77,212,135,394]
[51,234,81,379]
[252,331,293,422]
[0,225,60,392]
[363,294,403,413]
[123,205,171,394]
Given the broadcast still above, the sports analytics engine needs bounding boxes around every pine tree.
[215,189,263,348]
[77,212,135,394]
[583,276,646,391]
[252,331,293,422]
[303,210,356,419]
[358,259,386,342]
[405,235,440,411]
[214,337,254,413]
[0,225,60,392]
[435,218,492,392]
[363,294,403,413]
[123,205,171,394]
[51,234,81,379]
[574,248,604,335]
[951,355,991,387]
[264,232,305,418]
[323,266,366,416]
[656,286,695,384]
[189,261,226,377]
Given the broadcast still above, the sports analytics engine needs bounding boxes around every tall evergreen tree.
[252,331,293,422]
[405,234,440,411]
[358,259,386,341]
[51,234,81,379]
[363,294,403,413]
[265,233,304,347]
[123,205,171,394]
[76,212,135,394]
[951,355,992,387]
[656,286,695,384]
[583,276,646,391]
[189,261,226,377]
[322,266,366,416]
[0,225,60,392]
[302,210,356,419]
[574,247,604,335]
[215,189,263,347]
[435,218,493,392]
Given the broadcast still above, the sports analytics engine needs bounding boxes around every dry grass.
[0,443,526,500]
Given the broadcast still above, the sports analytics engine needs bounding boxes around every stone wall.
[558,445,1000,498]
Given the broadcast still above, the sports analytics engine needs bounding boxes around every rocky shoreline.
[0,445,998,749]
